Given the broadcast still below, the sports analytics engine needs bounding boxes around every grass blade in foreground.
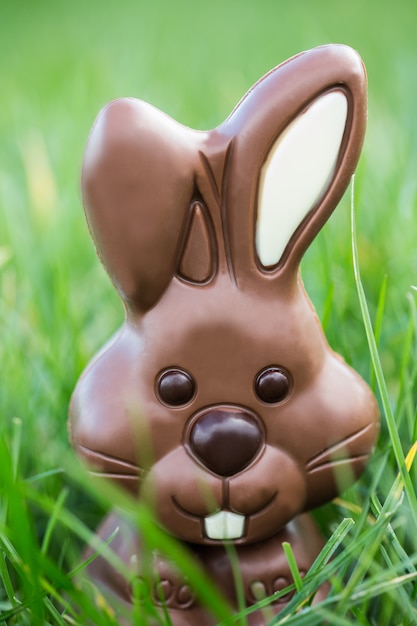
[350,180,417,525]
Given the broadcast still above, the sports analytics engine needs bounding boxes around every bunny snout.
[185,407,265,477]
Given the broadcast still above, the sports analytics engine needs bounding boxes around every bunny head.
[70,44,379,547]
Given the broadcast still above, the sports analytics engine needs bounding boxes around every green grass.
[1,0,417,623]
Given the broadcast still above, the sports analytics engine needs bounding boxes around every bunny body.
[70,44,379,623]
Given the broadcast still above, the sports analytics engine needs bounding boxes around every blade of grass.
[350,180,417,526]
[247,523,359,625]
[10,417,22,482]
[370,493,416,575]
[44,597,77,626]
[282,543,303,593]
[224,542,248,626]
[0,551,18,608]
[390,293,417,434]
[306,517,355,575]
[336,441,417,611]
[273,519,355,621]
[41,487,69,555]
[370,274,387,390]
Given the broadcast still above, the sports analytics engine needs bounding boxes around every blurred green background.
[1,0,417,511]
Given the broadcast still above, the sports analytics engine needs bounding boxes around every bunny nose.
[187,408,264,477]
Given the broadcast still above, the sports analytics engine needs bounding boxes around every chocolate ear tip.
[84,98,142,161]
[316,42,360,58]
[319,43,367,82]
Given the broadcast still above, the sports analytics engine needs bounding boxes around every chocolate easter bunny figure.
[70,44,379,625]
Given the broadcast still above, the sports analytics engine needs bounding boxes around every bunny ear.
[220,44,367,282]
[82,98,196,312]
[256,90,348,268]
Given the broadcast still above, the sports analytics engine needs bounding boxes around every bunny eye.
[255,367,292,404]
[156,368,196,407]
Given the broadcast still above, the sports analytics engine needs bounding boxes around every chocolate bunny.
[70,44,379,624]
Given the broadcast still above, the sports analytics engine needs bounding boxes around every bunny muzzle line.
[69,43,379,623]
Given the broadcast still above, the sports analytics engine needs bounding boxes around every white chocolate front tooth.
[204,511,245,540]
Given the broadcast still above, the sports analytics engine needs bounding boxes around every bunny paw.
[248,571,305,605]
[152,578,195,609]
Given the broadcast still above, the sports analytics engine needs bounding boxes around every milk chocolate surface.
[70,44,379,624]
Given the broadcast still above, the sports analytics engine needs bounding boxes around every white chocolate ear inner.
[256,91,348,268]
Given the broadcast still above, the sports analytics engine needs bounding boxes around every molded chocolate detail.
[177,201,215,284]
[249,580,268,601]
[255,367,292,404]
[187,408,263,476]
[176,585,195,608]
[272,577,294,603]
[154,579,173,604]
[198,143,236,283]
[157,368,196,406]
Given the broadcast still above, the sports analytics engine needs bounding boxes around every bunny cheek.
[301,358,379,509]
